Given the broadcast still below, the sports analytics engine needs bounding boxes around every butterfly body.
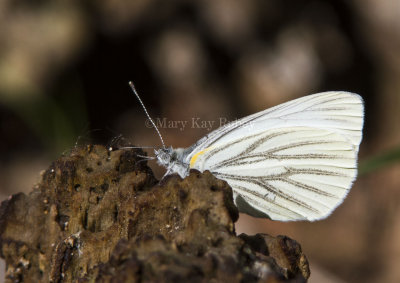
[154,91,364,222]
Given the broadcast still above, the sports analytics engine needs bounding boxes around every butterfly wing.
[185,91,364,221]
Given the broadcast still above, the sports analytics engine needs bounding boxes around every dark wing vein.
[214,171,322,214]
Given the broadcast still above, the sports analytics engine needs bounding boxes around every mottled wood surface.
[0,145,309,282]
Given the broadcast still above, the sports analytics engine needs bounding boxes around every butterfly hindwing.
[185,91,364,221]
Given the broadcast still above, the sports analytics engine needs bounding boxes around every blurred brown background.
[1,0,399,282]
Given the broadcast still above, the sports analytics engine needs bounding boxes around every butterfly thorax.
[155,147,190,178]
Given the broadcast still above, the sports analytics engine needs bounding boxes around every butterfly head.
[154,147,174,167]
[155,147,189,178]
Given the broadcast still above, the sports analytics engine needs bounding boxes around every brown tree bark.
[0,145,310,282]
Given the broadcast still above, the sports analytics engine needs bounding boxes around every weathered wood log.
[0,145,310,282]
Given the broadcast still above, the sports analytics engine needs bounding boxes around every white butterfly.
[130,83,364,221]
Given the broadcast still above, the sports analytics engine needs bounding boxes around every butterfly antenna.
[119,146,156,149]
[129,81,166,148]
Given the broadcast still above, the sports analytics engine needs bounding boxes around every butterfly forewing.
[184,91,363,155]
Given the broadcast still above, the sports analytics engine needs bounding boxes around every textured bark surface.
[0,145,310,282]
